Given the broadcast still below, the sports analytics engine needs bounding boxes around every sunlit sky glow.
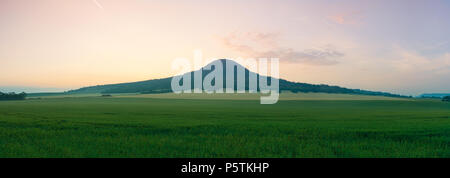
[0,0,449,95]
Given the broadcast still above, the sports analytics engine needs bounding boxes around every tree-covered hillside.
[68,59,406,98]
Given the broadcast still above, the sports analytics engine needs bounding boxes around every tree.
[0,91,27,100]
[443,96,450,102]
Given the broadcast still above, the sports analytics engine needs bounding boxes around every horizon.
[1,0,449,95]
[1,56,448,97]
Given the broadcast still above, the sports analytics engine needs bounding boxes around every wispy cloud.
[391,47,450,74]
[93,0,104,9]
[327,11,364,25]
[220,32,343,65]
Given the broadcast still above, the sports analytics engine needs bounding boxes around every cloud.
[391,48,450,74]
[220,32,343,65]
[327,11,364,25]
[93,0,104,9]
[258,47,343,65]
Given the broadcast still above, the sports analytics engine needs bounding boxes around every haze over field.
[0,0,449,95]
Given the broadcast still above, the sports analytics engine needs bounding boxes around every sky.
[0,0,449,95]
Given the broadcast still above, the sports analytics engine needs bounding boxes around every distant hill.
[419,93,450,98]
[68,59,406,98]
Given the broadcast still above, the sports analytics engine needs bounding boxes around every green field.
[0,93,449,158]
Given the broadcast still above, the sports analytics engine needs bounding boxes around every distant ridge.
[68,59,406,98]
[419,93,450,98]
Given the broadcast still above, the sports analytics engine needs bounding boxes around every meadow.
[0,93,449,158]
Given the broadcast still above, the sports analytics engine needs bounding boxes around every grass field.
[0,93,449,158]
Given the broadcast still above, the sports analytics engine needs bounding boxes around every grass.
[0,93,449,158]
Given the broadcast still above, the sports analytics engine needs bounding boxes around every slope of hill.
[68,59,406,98]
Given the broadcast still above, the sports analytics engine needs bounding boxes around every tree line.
[0,91,27,100]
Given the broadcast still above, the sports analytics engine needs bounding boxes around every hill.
[68,59,406,98]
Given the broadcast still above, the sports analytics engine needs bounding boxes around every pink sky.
[0,0,449,95]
